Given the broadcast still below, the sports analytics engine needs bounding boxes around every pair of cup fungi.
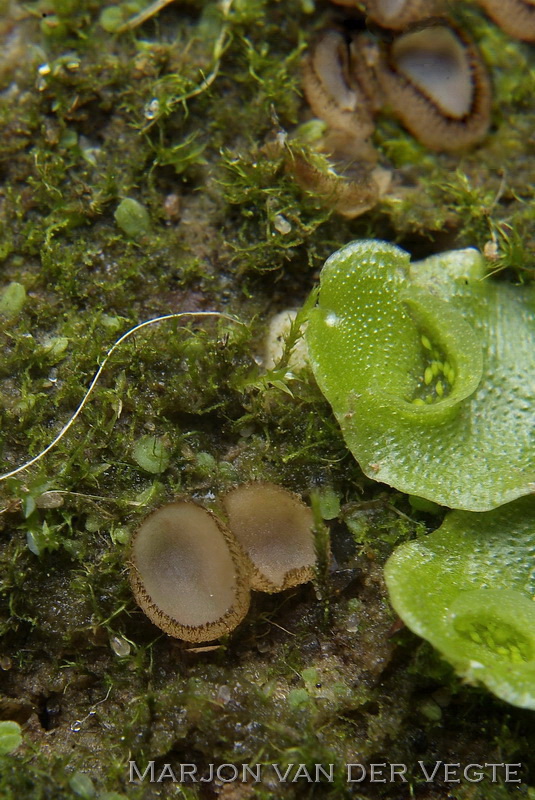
[299,0,534,217]
[129,483,317,643]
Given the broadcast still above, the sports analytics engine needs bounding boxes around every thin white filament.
[0,311,244,483]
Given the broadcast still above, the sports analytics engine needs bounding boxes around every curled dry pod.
[223,483,317,593]
[299,29,391,217]
[302,30,375,149]
[290,146,390,218]
[475,0,535,42]
[373,22,491,151]
[129,502,250,642]
[363,0,446,30]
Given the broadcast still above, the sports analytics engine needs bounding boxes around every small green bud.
[0,282,26,318]
[0,721,22,755]
[316,486,341,520]
[114,198,151,238]
[99,5,125,32]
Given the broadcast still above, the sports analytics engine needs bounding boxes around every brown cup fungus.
[374,23,491,151]
[299,13,490,219]
[223,483,317,593]
[299,30,392,217]
[289,149,389,219]
[302,30,375,148]
[476,0,535,42]
[299,0,532,216]
[129,502,250,642]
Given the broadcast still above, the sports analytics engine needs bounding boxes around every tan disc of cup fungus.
[129,502,250,642]
[373,22,491,151]
[222,483,317,593]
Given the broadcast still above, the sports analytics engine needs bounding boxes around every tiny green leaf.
[315,486,341,520]
[288,688,309,708]
[0,721,22,755]
[41,336,69,362]
[26,521,61,555]
[132,435,170,474]
[99,6,125,32]
[114,198,151,238]
[0,282,26,318]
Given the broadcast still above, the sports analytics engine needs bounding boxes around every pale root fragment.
[264,310,309,371]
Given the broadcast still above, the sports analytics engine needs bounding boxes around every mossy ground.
[0,0,534,797]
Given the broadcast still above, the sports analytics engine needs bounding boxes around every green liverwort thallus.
[306,239,535,709]
[305,240,535,511]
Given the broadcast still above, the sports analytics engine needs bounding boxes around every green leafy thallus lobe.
[305,240,535,511]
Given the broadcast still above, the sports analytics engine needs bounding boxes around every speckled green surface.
[385,497,535,709]
[306,242,535,510]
